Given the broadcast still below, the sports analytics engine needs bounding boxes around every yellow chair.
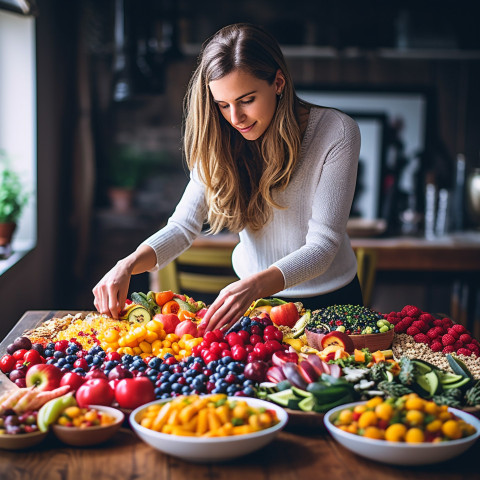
[150,246,239,296]
[355,247,378,307]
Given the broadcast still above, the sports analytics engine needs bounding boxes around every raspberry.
[433,319,444,327]
[459,334,472,344]
[442,345,455,354]
[473,339,480,347]
[431,342,443,352]
[427,328,440,340]
[412,320,429,333]
[441,318,454,328]
[394,322,408,333]
[457,348,473,357]
[434,326,445,336]
[418,313,435,324]
[442,334,456,346]
[406,326,421,337]
[402,316,415,327]
[401,305,422,318]
[413,333,430,344]
[447,328,460,339]
[453,340,464,350]
[451,324,467,334]
[387,315,400,325]
[467,343,479,352]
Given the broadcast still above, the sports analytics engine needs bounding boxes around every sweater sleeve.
[141,168,208,270]
[272,112,360,289]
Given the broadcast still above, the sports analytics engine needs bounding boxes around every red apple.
[108,365,133,381]
[270,302,299,328]
[25,364,63,391]
[114,377,155,410]
[76,378,114,407]
[266,365,287,383]
[153,313,180,334]
[271,350,299,368]
[175,319,198,338]
[60,372,85,392]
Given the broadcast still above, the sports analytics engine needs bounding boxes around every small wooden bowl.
[52,405,124,447]
[0,430,48,450]
[349,329,395,351]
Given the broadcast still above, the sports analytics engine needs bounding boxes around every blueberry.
[73,368,85,374]
[148,357,162,369]
[57,358,66,367]
[193,357,205,365]
[92,356,102,365]
[169,373,181,383]
[227,385,238,395]
[60,366,71,372]
[240,317,250,327]
[154,387,162,396]
[207,361,218,370]
[237,374,245,382]
[181,385,191,394]
[192,377,205,391]
[159,363,170,372]
[46,358,56,365]
[122,354,133,364]
[53,351,64,359]
[171,383,183,393]
[46,342,55,350]
[136,364,146,372]
[219,366,229,377]
[85,355,94,364]
[65,355,77,364]
[65,346,77,355]
[132,360,144,370]
[97,351,106,359]
[164,353,174,359]
[196,374,208,383]
[185,376,194,384]
[44,349,54,358]
[105,360,117,370]
[243,379,255,387]
[161,393,171,399]
[243,386,256,396]
[222,356,233,365]
[160,383,171,393]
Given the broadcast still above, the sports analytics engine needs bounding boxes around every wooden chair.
[150,246,239,298]
[355,247,378,307]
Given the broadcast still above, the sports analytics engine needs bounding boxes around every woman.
[93,23,362,332]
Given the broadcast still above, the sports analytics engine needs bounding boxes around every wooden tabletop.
[2,311,480,478]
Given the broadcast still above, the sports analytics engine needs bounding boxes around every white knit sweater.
[142,106,360,298]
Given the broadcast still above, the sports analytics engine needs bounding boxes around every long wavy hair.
[183,23,303,233]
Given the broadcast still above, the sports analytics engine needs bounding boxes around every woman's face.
[209,69,285,141]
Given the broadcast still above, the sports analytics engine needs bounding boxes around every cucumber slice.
[267,389,297,407]
[127,306,151,325]
[291,386,312,398]
[414,371,440,397]
[298,395,316,412]
[131,292,151,310]
[276,380,292,391]
[442,377,472,390]
[436,371,464,385]
[411,359,433,375]
[385,370,394,382]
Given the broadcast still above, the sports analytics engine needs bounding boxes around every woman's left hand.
[198,266,285,333]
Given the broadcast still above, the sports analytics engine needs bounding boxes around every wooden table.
[1,311,480,480]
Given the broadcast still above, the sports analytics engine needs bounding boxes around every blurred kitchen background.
[1,0,479,340]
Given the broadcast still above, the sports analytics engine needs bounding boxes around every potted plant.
[0,156,29,258]
[107,145,143,212]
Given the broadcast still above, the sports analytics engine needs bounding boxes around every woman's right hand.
[92,258,133,320]
[92,245,158,319]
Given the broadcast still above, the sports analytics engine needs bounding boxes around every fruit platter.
[1,291,480,465]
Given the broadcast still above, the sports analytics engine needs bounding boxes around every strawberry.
[441,334,456,346]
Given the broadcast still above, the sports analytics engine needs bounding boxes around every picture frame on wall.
[297,87,430,231]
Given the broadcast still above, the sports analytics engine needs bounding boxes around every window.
[0,8,36,273]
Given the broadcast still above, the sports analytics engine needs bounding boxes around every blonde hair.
[183,23,302,233]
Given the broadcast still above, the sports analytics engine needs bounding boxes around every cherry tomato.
[221,349,232,358]
[237,330,250,344]
[73,358,89,370]
[209,342,223,357]
[13,349,27,361]
[231,345,247,362]
[253,342,267,360]
[23,349,42,366]
[249,334,262,346]
[161,300,180,315]
[202,331,217,345]
[155,290,174,307]
[0,354,16,374]
[213,329,224,341]
[264,340,282,355]
[225,332,243,347]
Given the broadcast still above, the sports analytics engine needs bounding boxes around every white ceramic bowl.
[52,405,124,447]
[324,401,480,466]
[130,397,288,463]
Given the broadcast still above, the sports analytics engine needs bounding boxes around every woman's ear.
[275,69,286,95]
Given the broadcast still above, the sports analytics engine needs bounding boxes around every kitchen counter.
[1,311,480,480]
